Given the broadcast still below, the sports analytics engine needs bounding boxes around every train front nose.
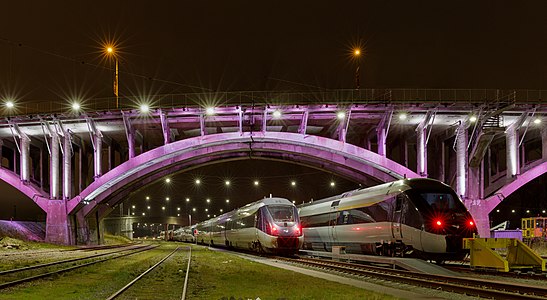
[273,224,303,250]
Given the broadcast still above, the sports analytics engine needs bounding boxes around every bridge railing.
[5,89,546,116]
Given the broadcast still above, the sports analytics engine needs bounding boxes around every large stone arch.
[485,161,547,213]
[0,168,49,212]
[69,132,420,217]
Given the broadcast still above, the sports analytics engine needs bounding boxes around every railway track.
[0,243,158,289]
[0,242,140,257]
[106,246,188,300]
[276,256,547,300]
[445,265,547,280]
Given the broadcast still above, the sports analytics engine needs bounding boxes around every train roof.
[298,178,455,216]
[195,197,294,227]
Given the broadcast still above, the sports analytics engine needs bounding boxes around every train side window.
[402,200,423,230]
[349,209,375,224]
[527,220,531,228]
[395,195,403,212]
[302,213,335,227]
[256,209,263,229]
[300,216,309,228]
[338,211,351,225]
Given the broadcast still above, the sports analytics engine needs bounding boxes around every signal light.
[435,220,442,227]
[468,221,474,226]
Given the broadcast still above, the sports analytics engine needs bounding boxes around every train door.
[391,195,404,240]
[329,200,340,249]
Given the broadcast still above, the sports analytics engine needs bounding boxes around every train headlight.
[435,220,443,227]
[294,225,302,236]
[468,220,474,226]
[269,224,279,236]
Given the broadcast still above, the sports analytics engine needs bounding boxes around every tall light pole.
[353,48,361,89]
[106,46,119,108]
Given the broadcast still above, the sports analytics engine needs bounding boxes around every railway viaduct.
[0,89,545,244]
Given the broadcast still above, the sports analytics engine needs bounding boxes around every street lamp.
[353,48,361,89]
[105,46,119,108]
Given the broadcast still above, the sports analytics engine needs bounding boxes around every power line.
[0,36,212,92]
[267,76,327,91]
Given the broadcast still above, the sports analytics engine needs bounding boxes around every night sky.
[1,1,546,226]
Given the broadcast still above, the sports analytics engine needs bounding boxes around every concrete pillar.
[94,135,102,178]
[159,110,171,145]
[63,134,71,199]
[377,128,386,156]
[338,128,346,143]
[465,200,490,238]
[542,127,547,160]
[416,126,427,176]
[506,126,519,177]
[45,200,73,244]
[50,135,60,199]
[439,140,446,182]
[75,210,91,245]
[127,131,135,159]
[456,123,468,198]
[20,137,30,182]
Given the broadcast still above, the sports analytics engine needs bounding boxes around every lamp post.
[353,48,361,89]
[106,46,119,108]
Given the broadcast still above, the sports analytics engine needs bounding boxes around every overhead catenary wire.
[0,35,212,92]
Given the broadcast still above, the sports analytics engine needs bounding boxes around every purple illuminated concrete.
[50,134,60,199]
[70,132,421,217]
[466,161,547,237]
[98,151,390,219]
[484,161,547,213]
[45,200,73,244]
[0,168,49,211]
[456,122,468,199]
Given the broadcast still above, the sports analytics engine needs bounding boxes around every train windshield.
[267,205,296,222]
[418,192,458,211]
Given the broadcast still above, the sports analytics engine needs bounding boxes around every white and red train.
[178,197,303,254]
[298,178,477,262]
[174,178,476,262]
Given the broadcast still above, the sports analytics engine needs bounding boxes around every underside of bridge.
[0,95,544,244]
[66,132,419,244]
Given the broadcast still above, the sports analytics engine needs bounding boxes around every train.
[172,226,195,243]
[176,197,303,254]
[298,178,477,262]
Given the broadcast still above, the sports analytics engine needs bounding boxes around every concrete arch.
[485,161,547,214]
[0,168,49,212]
[69,132,420,216]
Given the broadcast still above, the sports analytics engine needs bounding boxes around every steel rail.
[181,246,192,300]
[445,265,547,280]
[1,242,140,257]
[0,243,147,275]
[280,257,547,300]
[0,244,159,290]
[106,246,181,300]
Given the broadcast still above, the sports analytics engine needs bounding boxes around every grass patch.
[186,245,396,300]
[0,244,174,300]
[0,237,74,252]
[103,234,132,245]
[0,243,398,299]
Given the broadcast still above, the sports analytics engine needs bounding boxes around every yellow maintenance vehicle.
[521,217,547,239]
[463,237,545,272]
